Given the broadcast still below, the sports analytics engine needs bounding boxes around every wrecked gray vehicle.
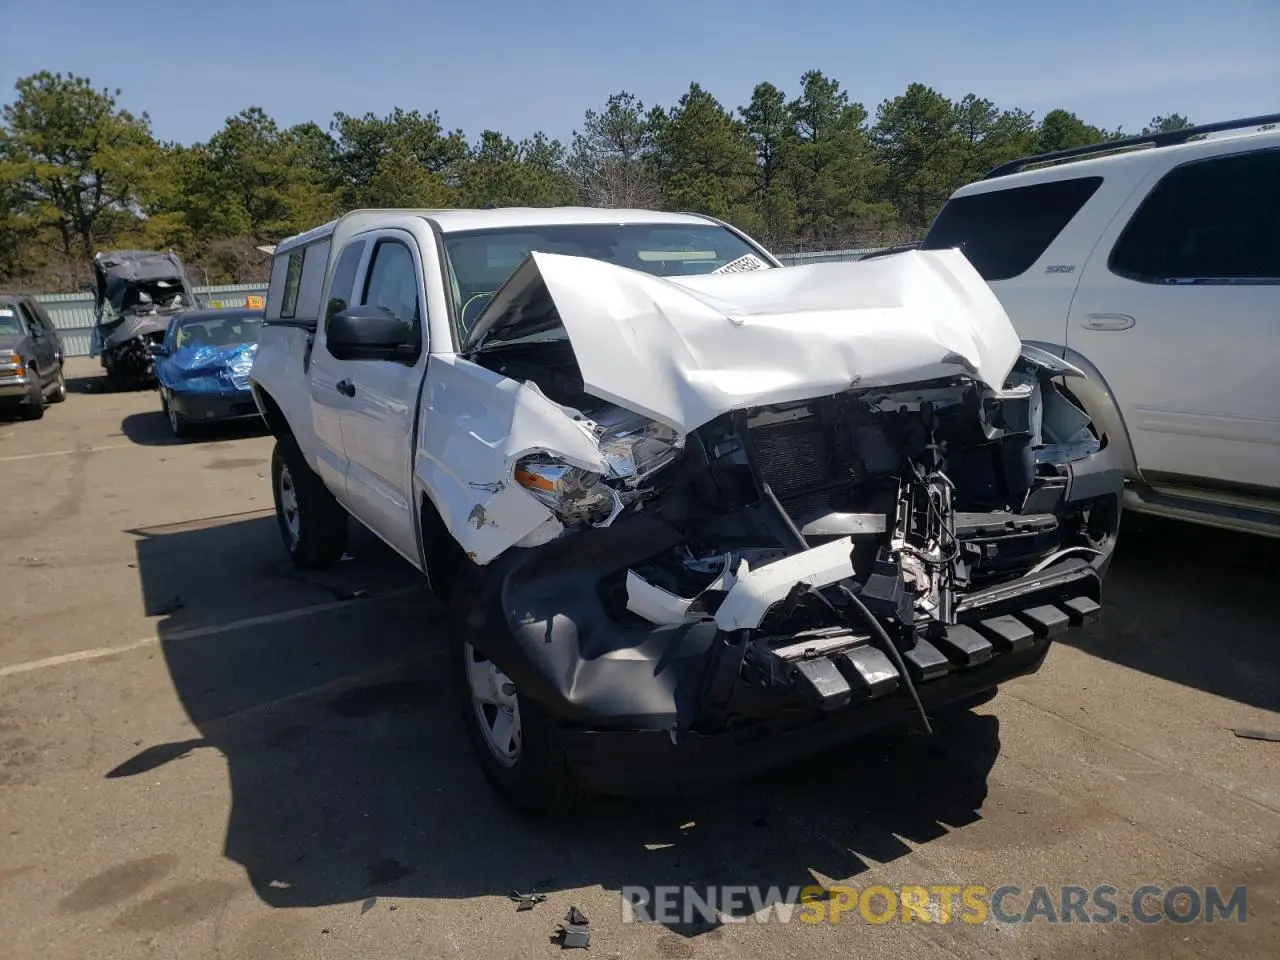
[91,250,199,385]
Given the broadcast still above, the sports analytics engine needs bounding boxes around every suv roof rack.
[981,113,1280,181]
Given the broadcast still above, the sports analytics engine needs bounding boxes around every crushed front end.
[91,250,199,385]
[461,351,1121,794]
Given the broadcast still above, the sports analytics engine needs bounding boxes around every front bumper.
[566,554,1097,793]
[563,637,1049,794]
[168,388,262,424]
[466,446,1122,794]
[0,373,30,400]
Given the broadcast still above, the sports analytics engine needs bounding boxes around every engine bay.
[445,252,1124,742]
[475,334,1112,649]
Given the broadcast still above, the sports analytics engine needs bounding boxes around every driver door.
[305,239,364,503]
[333,231,428,564]
[19,302,58,388]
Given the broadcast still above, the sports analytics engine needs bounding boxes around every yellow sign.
[245,295,265,310]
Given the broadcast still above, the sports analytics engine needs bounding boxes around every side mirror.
[326,305,418,362]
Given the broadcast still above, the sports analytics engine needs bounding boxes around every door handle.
[1081,313,1136,331]
[336,378,355,397]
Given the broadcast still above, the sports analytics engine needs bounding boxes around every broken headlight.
[514,458,618,527]
[514,418,683,527]
[597,418,683,483]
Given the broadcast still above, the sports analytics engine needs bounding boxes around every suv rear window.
[922,176,1104,281]
[1109,148,1280,283]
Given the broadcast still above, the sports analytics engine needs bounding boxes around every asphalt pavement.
[1,358,1277,959]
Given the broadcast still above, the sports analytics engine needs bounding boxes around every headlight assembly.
[514,414,684,527]
[597,418,683,484]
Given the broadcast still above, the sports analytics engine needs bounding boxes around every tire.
[18,368,44,421]
[47,365,67,403]
[161,390,192,440]
[270,433,348,568]
[448,574,585,817]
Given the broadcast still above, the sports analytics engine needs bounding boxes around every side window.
[17,304,40,336]
[26,301,53,337]
[1110,149,1280,283]
[921,176,1104,281]
[325,240,366,328]
[295,239,331,321]
[280,250,304,319]
[361,240,422,329]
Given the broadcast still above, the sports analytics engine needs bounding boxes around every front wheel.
[449,617,585,817]
[270,434,349,568]
[18,369,44,420]
[48,365,67,403]
[161,390,191,439]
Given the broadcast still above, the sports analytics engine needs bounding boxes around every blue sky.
[2,0,1277,146]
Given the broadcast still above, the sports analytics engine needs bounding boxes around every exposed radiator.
[749,415,836,500]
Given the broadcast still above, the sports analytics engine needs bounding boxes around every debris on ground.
[509,891,548,912]
[361,896,377,914]
[336,588,369,600]
[1233,728,1280,742]
[553,906,590,949]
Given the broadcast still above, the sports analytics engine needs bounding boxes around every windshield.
[442,222,771,332]
[170,312,263,350]
[0,307,22,336]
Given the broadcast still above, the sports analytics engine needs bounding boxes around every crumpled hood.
[466,249,1022,433]
[157,342,258,392]
[102,313,173,351]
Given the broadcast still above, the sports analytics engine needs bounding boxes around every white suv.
[920,114,1280,538]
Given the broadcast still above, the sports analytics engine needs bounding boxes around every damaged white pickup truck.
[250,208,1123,814]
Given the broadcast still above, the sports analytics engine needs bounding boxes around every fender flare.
[250,383,290,438]
[1023,339,1141,481]
[415,484,468,599]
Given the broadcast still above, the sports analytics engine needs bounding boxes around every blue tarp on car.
[154,342,258,395]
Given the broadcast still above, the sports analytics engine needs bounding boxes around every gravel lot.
[1,358,1277,959]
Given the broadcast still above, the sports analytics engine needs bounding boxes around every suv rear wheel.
[270,434,349,568]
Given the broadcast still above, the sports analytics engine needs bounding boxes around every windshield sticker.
[0,308,14,317]
[712,253,769,275]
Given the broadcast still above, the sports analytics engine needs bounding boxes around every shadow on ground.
[120,409,268,446]
[1058,514,1280,713]
[115,510,1005,933]
[66,372,145,395]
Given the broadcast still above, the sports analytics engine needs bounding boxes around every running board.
[1125,485,1280,539]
